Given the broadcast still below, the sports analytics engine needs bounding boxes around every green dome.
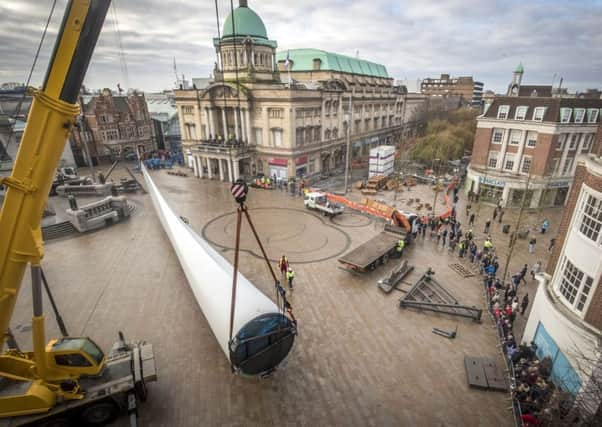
[222,5,267,39]
[515,62,524,73]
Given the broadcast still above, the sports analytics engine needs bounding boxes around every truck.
[0,1,156,425]
[338,226,411,273]
[304,192,344,217]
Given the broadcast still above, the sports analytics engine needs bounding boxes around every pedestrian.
[528,237,537,254]
[519,264,528,285]
[498,209,504,224]
[541,218,549,234]
[483,238,493,252]
[520,294,529,315]
[278,255,289,278]
[469,213,475,226]
[286,267,296,289]
[466,203,471,217]
[484,219,491,234]
[548,238,556,252]
[493,207,498,221]
[442,229,448,246]
[396,238,405,257]
[530,261,541,280]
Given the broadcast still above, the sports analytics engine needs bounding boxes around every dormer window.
[514,106,528,120]
[586,108,599,123]
[574,108,586,124]
[497,105,510,119]
[560,108,572,123]
[533,107,546,121]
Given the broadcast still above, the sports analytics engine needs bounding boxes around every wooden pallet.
[449,263,475,278]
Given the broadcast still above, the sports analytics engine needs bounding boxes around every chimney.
[240,0,248,7]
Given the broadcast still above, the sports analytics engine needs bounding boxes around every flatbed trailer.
[338,231,408,273]
[1,341,156,427]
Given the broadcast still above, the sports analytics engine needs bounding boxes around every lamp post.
[343,111,351,195]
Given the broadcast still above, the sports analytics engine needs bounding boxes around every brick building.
[466,66,602,208]
[175,1,410,182]
[523,154,602,416]
[421,73,483,108]
[70,89,155,165]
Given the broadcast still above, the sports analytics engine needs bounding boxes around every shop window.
[578,193,602,243]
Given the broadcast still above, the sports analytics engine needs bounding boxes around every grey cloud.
[0,0,600,93]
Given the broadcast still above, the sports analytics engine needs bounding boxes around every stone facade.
[175,1,409,183]
[71,89,155,164]
[466,67,602,208]
[421,73,483,108]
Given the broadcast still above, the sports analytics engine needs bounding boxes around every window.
[296,127,304,145]
[560,108,572,123]
[574,108,586,124]
[521,156,532,174]
[558,257,594,312]
[364,118,370,131]
[271,128,282,147]
[556,134,567,151]
[497,105,510,119]
[54,353,92,367]
[182,106,194,114]
[515,106,528,120]
[582,134,593,151]
[526,131,537,148]
[254,127,263,145]
[509,130,522,145]
[504,154,515,171]
[562,158,573,175]
[550,158,560,175]
[587,108,599,123]
[578,194,602,243]
[533,107,546,121]
[492,129,504,144]
[487,152,498,168]
[568,133,579,150]
[268,108,283,119]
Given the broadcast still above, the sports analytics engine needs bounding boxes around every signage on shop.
[478,175,505,187]
[268,158,288,166]
[295,155,308,165]
[547,181,570,188]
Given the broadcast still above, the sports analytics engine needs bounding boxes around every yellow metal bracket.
[0,177,37,194]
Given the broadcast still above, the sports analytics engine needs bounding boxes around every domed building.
[175,0,412,182]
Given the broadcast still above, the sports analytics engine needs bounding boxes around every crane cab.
[46,337,105,378]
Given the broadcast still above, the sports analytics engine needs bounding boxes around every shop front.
[269,158,288,180]
[477,176,505,204]
[295,155,308,177]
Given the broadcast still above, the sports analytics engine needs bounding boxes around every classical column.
[245,107,252,144]
[207,108,215,137]
[196,156,202,178]
[218,158,225,181]
[234,107,240,140]
[227,159,233,182]
[501,185,511,207]
[192,155,199,177]
[221,107,227,139]
[240,108,247,142]
[207,158,213,179]
[498,128,510,170]
[233,160,239,181]
[512,130,526,174]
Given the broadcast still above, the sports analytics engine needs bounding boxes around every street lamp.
[343,111,351,195]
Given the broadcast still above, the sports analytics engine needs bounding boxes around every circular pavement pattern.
[330,212,373,228]
[202,207,352,264]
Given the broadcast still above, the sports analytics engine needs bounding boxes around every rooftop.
[222,2,267,40]
[276,49,389,79]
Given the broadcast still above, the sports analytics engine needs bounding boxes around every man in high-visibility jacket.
[484,239,494,252]
[396,239,405,257]
[286,267,296,290]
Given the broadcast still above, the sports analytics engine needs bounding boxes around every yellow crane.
[0,1,155,425]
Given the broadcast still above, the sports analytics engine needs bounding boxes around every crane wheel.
[80,400,118,426]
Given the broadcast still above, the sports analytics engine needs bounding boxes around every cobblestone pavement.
[7,166,552,427]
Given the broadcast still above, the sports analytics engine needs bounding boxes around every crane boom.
[0,0,110,365]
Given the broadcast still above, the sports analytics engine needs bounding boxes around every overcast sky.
[1,0,601,94]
